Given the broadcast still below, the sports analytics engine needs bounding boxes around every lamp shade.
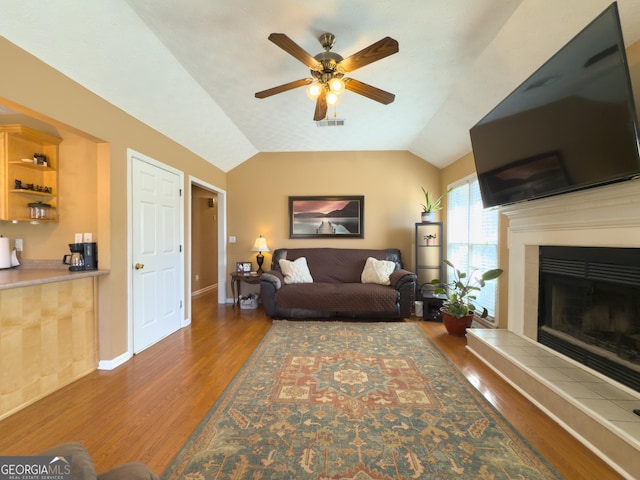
[251,236,270,252]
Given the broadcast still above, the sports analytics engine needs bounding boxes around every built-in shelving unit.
[0,125,60,222]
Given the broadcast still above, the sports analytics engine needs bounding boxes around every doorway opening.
[189,176,227,307]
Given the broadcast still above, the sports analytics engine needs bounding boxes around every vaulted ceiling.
[2,1,640,172]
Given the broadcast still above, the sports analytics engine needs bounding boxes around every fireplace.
[538,246,640,392]
[465,181,640,478]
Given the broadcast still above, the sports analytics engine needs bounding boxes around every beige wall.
[0,37,227,360]
[226,150,442,291]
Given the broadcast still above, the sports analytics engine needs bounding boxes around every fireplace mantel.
[501,178,640,233]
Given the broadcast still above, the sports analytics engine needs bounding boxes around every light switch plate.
[229,236,236,243]
[75,233,83,243]
[83,232,92,242]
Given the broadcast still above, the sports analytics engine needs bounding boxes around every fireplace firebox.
[538,246,640,393]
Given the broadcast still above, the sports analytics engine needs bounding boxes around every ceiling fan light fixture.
[328,77,345,95]
[306,83,322,100]
[326,91,340,106]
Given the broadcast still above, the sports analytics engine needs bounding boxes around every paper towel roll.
[0,237,11,269]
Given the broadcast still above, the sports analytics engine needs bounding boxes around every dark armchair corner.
[37,443,159,480]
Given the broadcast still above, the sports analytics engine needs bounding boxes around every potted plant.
[420,187,451,222]
[423,233,437,245]
[430,259,503,336]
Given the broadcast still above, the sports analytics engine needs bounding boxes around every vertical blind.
[446,175,500,319]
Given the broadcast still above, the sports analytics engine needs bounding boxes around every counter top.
[0,268,109,291]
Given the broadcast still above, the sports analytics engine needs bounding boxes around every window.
[446,174,500,320]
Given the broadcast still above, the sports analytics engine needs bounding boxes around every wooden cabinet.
[0,125,61,223]
[0,275,99,419]
[415,221,444,294]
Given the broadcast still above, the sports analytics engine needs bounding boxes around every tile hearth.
[467,328,640,479]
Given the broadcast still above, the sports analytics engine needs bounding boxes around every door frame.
[127,148,185,357]
[188,175,227,305]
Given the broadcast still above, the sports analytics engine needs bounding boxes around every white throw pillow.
[361,257,396,285]
[279,257,314,284]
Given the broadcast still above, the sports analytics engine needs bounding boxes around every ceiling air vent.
[316,118,345,127]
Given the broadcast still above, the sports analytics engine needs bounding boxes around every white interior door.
[131,154,182,353]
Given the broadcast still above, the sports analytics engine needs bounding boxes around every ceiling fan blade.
[314,90,327,121]
[338,37,399,73]
[268,33,323,71]
[255,78,313,99]
[343,78,395,104]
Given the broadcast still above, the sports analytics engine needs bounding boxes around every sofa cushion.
[361,257,396,285]
[279,257,313,284]
[275,282,398,312]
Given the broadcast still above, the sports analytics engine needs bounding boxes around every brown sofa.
[260,248,416,319]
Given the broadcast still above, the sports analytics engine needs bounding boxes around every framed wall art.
[289,195,364,239]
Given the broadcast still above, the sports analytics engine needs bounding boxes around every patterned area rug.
[163,322,561,479]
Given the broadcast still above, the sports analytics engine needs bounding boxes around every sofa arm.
[390,269,417,318]
[261,272,283,290]
[390,268,417,290]
[260,272,283,316]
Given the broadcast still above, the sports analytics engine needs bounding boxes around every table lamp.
[251,236,270,274]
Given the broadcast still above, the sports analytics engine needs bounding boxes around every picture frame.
[236,261,252,273]
[289,195,364,239]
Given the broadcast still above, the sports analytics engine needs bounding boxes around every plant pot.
[441,309,473,337]
[421,212,435,222]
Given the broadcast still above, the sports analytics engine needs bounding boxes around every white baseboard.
[98,351,131,370]
[192,284,217,297]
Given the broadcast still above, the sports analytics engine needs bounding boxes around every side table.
[230,272,261,306]
[422,292,447,321]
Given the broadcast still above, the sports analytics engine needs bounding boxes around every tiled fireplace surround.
[466,179,640,479]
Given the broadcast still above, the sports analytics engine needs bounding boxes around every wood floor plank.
[0,292,623,479]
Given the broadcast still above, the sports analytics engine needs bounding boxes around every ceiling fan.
[255,32,399,121]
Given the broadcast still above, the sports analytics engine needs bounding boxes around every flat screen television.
[470,2,640,208]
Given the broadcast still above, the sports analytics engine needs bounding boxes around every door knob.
[135,263,145,270]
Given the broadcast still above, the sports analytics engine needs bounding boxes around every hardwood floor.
[0,291,623,479]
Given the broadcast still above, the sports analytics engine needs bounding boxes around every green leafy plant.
[430,259,503,318]
[421,187,451,213]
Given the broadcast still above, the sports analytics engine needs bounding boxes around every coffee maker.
[63,242,98,271]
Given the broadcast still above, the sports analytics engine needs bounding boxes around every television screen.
[470,2,640,208]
